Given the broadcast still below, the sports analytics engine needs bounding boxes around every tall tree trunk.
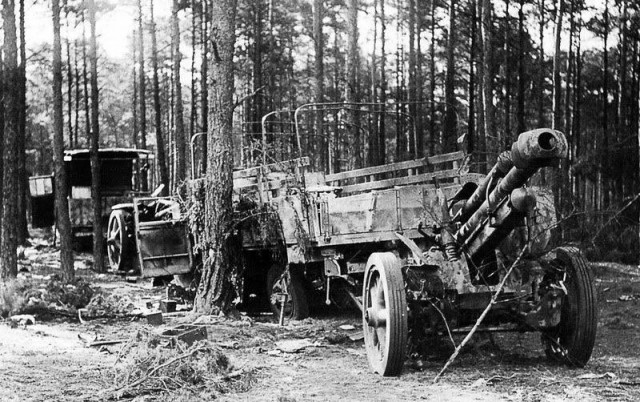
[551,0,563,132]
[82,9,90,140]
[65,1,74,147]
[537,0,546,128]
[502,0,511,147]
[193,0,238,315]
[172,0,187,187]
[190,0,198,146]
[87,0,104,273]
[428,0,435,156]
[1,0,19,279]
[0,40,4,238]
[200,0,209,173]
[481,0,496,167]
[379,0,387,164]
[475,0,486,171]
[408,0,417,156]
[313,0,325,170]
[150,0,169,193]
[138,0,148,191]
[468,0,477,155]
[443,0,457,153]
[53,0,74,282]
[516,0,525,134]
[601,0,609,209]
[17,0,28,244]
[345,0,360,168]
[132,31,138,149]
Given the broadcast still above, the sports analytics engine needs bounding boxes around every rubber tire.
[362,252,408,376]
[107,209,134,272]
[543,247,597,367]
[266,264,309,320]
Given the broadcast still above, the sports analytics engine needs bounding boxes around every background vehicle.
[29,148,154,248]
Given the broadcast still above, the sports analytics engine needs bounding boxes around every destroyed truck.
[109,104,597,376]
[30,149,155,248]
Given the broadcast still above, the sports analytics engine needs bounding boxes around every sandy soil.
[2,253,640,401]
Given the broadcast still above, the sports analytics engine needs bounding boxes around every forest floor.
[1,239,640,401]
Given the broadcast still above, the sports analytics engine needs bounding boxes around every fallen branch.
[590,192,640,246]
[101,344,214,397]
[433,245,528,383]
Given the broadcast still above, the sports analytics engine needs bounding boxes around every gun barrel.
[456,129,567,244]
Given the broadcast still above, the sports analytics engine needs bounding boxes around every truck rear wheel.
[107,209,135,272]
[266,264,309,320]
[363,252,408,376]
[542,247,597,367]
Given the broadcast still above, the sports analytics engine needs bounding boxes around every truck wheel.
[266,264,309,320]
[542,247,597,367]
[363,252,408,376]
[107,209,134,272]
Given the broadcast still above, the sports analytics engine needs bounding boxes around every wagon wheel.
[541,247,597,367]
[266,264,309,320]
[107,210,134,272]
[363,252,408,376]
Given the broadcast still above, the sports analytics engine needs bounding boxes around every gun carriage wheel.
[542,247,597,367]
[363,252,408,376]
[266,264,309,320]
[107,209,135,272]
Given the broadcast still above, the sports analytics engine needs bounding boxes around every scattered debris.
[275,338,315,353]
[160,324,208,347]
[10,314,36,326]
[339,324,355,330]
[577,372,617,380]
[348,331,364,342]
[144,311,163,326]
[619,294,640,301]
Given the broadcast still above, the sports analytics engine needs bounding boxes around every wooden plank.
[427,151,464,164]
[324,151,464,183]
[232,157,310,179]
[325,159,428,182]
[340,168,460,194]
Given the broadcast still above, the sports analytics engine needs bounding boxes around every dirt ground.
[2,246,640,401]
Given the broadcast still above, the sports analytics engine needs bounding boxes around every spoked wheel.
[107,209,134,272]
[363,252,408,376]
[542,247,597,367]
[266,264,309,320]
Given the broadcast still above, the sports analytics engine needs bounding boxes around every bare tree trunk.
[313,0,325,170]
[200,0,209,173]
[481,0,496,167]
[82,9,90,141]
[443,0,457,153]
[502,0,511,147]
[193,0,238,315]
[138,0,148,191]
[87,0,104,273]
[17,0,28,244]
[150,0,169,193]
[537,0,546,129]
[190,0,198,145]
[516,0,525,134]
[132,31,138,149]
[475,0,486,171]
[0,42,4,238]
[428,0,436,156]
[53,0,74,282]
[379,0,387,164]
[346,0,360,168]
[551,0,563,132]
[65,1,74,147]
[468,0,477,155]
[601,0,609,209]
[172,0,187,187]
[1,0,19,279]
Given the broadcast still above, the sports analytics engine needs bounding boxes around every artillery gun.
[360,128,597,375]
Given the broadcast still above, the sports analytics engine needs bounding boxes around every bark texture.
[193,0,238,314]
[53,0,74,282]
